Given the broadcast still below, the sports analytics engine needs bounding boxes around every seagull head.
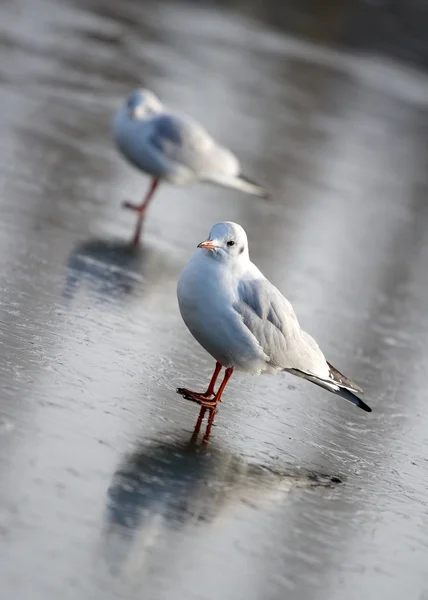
[125,88,163,120]
[197,222,249,263]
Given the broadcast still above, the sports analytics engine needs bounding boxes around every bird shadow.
[100,431,343,575]
[62,237,178,305]
[63,238,144,302]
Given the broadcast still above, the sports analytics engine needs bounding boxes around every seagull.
[177,221,371,438]
[113,89,268,246]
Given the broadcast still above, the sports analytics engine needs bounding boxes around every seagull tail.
[205,173,269,199]
[330,386,372,412]
[286,367,372,413]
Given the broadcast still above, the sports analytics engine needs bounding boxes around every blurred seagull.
[113,89,268,245]
[177,221,371,438]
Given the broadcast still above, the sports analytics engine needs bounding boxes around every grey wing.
[235,278,329,377]
[236,278,370,411]
[150,113,239,175]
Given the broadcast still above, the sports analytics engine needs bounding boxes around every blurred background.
[0,1,427,599]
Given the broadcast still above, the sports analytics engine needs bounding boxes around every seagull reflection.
[101,436,341,576]
[63,238,178,304]
[64,238,144,302]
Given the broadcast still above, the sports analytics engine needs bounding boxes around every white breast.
[177,252,267,372]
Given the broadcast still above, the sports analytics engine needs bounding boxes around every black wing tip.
[286,367,372,412]
[357,399,372,413]
[335,386,372,413]
[347,391,372,412]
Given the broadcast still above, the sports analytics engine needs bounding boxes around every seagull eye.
[227,240,235,247]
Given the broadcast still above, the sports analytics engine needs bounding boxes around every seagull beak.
[197,239,219,251]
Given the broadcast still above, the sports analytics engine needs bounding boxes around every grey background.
[0,0,427,599]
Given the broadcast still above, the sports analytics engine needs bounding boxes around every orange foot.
[176,388,217,407]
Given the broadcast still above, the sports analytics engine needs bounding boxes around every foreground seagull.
[177,221,371,438]
[113,89,268,246]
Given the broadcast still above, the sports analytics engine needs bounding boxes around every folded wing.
[235,277,329,378]
[235,276,371,412]
[150,113,239,176]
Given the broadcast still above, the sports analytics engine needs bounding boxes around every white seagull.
[113,89,268,246]
[177,221,371,437]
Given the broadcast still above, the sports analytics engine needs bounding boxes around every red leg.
[203,406,218,443]
[205,362,222,396]
[122,178,160,246]
[212,367,233,404]
[190,406,206,443]
[177,362,222,405]
[202,367,234,442]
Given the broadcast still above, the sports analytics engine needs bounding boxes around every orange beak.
[197,239,219,251]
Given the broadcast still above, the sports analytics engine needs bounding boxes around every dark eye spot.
[227,240,235,247]
[239,246,244,254]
